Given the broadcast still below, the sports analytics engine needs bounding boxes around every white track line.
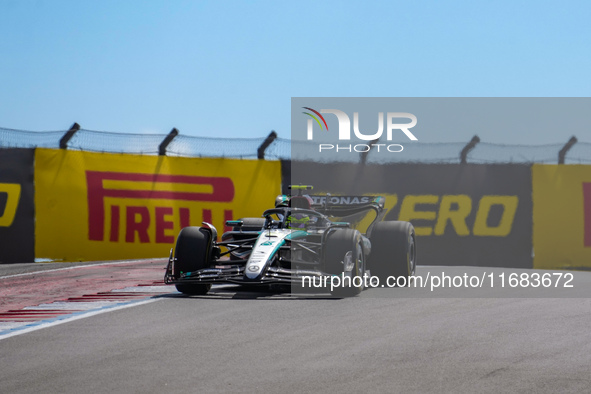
[0,297,161,341]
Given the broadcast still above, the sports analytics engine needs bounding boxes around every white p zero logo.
[306,110,418,141]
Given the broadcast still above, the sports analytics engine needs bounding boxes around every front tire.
[174,226,212,295]
[369,221,416,287]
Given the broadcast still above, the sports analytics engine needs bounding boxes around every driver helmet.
[275,194,289,207]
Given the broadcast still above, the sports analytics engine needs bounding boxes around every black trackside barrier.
[0,148,35,263]
[280,160,292,195]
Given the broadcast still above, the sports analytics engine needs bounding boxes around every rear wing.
[309,195,385,208]
[308,195,386,217]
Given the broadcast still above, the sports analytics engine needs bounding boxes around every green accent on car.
[332,222,350,227]
[285,230,307,240]
[287,215,310,228]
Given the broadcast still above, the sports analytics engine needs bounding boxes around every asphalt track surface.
[1,261,591,393]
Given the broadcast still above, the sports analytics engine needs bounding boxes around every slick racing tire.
[325,229,365,297]
[369,221,416,287]
[234,218,266,232]
[174,226,212,295]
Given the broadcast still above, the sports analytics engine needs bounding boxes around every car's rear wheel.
[174,226,212,295]
[325,229,365,297]
[369,221,416,286]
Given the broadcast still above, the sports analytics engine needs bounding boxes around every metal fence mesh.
[0,126,588,163]
[467,143,565,164]
[167,135,265,158]
[566,142,591,164]
[68,129,166,155]
[367,142,467,164]
[0,127,65,149]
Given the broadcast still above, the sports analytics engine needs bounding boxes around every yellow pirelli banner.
[35,148,281,262]
[532,164,591,269]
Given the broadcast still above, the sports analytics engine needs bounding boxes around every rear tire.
[324,229,365,297]
[369,221,416,287]
[174,227,212,295]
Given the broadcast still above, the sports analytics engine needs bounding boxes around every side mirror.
[225,220,244,228]
[264,217,281,229]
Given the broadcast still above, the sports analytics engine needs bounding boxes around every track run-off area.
[1,260,591,393]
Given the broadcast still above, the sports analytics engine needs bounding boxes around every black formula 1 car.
[164,185,416,297]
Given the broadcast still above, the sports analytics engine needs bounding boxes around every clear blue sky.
[1,0,590,144]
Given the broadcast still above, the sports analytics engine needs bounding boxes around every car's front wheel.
[174,226,212,295]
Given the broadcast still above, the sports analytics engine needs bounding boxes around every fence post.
[159,128,179,156]
[460,135,480,164]
[257,131,277,159]
[360,137,380,165]
[59,123,80,149]
[558,136,577,164]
